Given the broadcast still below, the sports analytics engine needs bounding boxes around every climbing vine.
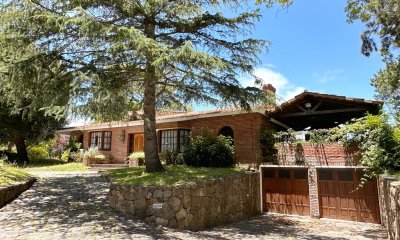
[260,115,400,179]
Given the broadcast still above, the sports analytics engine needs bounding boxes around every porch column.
[308,166,320,218]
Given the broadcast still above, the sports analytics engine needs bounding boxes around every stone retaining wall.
[0,178,36,208]
[109,172,260,230]
[379,175,400,240]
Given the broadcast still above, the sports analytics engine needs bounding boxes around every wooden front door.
[262,168,310,216]
[128,133,144,154]
[318,169,380,223]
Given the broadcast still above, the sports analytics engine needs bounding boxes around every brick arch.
[218,126,235,145]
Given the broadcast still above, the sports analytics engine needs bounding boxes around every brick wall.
[81,112,270,164]
[307,167,319,218]
[277,143,361,166]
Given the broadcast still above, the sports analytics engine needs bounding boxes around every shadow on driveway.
[0,171,387,239]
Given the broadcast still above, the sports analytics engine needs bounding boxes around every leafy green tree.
[0,43,69,163]
[0,102,65,163]
[0,0,291,172]
[346,0,400,123]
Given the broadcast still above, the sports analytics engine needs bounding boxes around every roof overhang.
[57,108,266,134]
[268,91,382,130]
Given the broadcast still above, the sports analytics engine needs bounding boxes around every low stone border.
[108,172,260,231]
[0,178,36,208]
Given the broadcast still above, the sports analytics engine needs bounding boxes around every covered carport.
[261,91,382,224]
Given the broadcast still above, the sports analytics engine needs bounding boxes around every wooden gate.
[318,169,380,223]
[262,168,310,216]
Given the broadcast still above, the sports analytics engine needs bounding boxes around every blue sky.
[239,0,383,102]
[69,1,384,125]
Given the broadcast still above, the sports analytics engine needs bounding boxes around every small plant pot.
[129,159,139,167]
[83,157,100,165]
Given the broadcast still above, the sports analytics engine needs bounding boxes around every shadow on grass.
[106,165,245,186]
[25,159,69,167]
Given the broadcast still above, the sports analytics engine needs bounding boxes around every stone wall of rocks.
[0,178,36,208]
[109,172,260,230]
[379,175,400,240]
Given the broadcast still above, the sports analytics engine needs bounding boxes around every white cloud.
[241,67,306,102]
[313,69,345,84]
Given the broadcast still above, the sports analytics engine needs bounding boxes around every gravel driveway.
[0,170,387,239]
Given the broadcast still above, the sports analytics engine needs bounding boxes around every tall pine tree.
[0,0,291,172]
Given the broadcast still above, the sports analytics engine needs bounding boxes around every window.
[319,170,333,181]
[294,170,308,179]
[263,169,275,178]
[279,169,291,179]
[338,171,354,181]
[159,129,190,152]
[89,131,112,150]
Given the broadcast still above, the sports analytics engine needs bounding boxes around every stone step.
[89,164,128,168]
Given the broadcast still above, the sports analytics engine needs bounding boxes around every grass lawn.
[0,161,31,186]
[106,165,246,186]
[23,159,89,172]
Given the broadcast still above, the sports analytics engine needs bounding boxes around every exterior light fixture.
[305,102,312,109]
[119,130,126,142]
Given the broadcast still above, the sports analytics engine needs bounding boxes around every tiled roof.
[64,108,265,130]
[59,91,381,132]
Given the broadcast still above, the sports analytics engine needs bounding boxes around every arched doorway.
[219,126,234,145]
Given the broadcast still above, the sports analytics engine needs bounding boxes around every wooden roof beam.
[281,107,366,118]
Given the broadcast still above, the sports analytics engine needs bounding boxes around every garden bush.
[0,151,19,163]
[128,151,145,165]
[178,129,234,167]
[161,150,182,165]
[28,146,49,160]
[84,147,105,160]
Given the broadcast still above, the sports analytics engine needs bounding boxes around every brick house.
[60,109,271,164]
[58,89,380,165]
[59,90,384,224]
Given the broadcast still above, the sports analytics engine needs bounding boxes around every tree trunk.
[143,14,164,172]
[14,133,29,163]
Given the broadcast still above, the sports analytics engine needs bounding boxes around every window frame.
[158,128,191,152]
[89,131,112,151]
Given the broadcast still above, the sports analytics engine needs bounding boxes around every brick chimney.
[262,84,276,106]
[262,83,276,93]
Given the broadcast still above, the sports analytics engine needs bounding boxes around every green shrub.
[0,151,19,163]
[259,128,278,163]
[61,149,70,161]
[128,151,145,160]
[28,146,49,160]
[67,136,82,152]
[178,129,234,167]
[83,147,106,160]
[70,151,84,162]
[128,151,145,165]
[161,150,182,165]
